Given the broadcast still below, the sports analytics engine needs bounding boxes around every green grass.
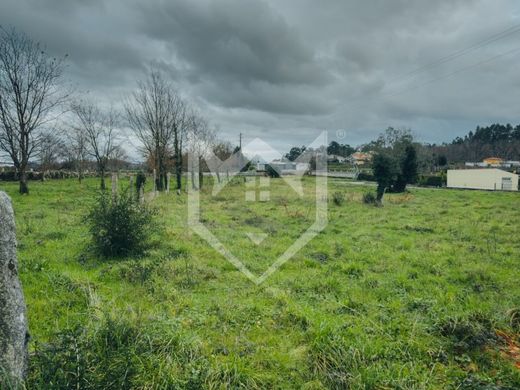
[1,176,519,389]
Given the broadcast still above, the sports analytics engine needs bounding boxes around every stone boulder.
[0,192,28,385]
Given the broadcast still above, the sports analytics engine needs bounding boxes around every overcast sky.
[2,0,520,154]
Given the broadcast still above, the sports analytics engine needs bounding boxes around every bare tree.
[125,70,189,192]
[211,141,234,183]
[64,125,89,183]
[0,27,68,193]
[71,101,121,189]
[38,131,65,178]
[187,113,215,190]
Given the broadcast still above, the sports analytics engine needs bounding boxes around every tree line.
[423,124,520,164]
[0,27,220,194]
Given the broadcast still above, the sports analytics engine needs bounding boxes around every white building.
[447,169,519,191]
[327,154,347,163]
[268,161,309,173]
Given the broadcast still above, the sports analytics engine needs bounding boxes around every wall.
[447,169,519,191]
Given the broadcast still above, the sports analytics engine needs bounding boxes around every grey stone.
[0,192,28,385]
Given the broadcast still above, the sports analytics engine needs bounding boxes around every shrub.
[372,152,399,202]
[86,190,156,257]
[332,191,345,206]
[362,191,377,205]
[357,172,375,181]
[418,175,445,187]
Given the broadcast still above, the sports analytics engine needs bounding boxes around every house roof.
[483,157,504,162]
[351,152,372,160]
[448,168,518,177]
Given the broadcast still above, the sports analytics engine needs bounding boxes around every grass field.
[1,176,520,389]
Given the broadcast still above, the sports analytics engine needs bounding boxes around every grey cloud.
[1,0,520,151]
[137,0,331,86]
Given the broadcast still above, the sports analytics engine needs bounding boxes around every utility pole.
[239,133,242,150]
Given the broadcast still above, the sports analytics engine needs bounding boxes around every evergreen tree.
[372,153,398,203]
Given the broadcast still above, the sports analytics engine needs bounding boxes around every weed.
[308,327,362,388]
[507,308,520,332]
[311,252,329,263]
[436,313,498,354]
[27,314,208,389]
[362,191,377,205]
[119,259,161,284]
[332,191,345,206]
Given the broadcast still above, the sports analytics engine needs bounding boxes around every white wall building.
[447,169,519,191]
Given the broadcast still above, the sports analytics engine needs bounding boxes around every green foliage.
[436,312,498,354]
[508,308,520,331]
[437,155,448,167]
[362,191,377,204]
[450,123,520,161]
[372,152,398,202]
[86,189,155,257]
[2,177,520,389]
[357,171,375,181]
[308,328,357,388]
[326,141,355,158]
[369,127,414,151]
[265,164,281,178]
[418,174,445,187]
[369,128,419,194]
[285,146,307,161]
[393,144,418,192]
[118,259,162,284]
[331,191,344,206]
[26,315,208,389]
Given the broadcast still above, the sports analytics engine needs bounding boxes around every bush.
[362,191,377,205]
[418,175,445,187]
[357,172,375,181]
[86,190,156,257]
[332,191,345,206]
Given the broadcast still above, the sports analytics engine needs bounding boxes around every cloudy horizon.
[2,0,520,155]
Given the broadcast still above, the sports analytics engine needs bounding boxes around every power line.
[331,23,520,122]
[386,45,520,98]
[389,22,520,83]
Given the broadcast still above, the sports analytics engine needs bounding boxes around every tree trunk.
[0,192,29,386]
[78,164,83,184]
[156,158,164,192]
[19,171,29,195]
[100,169,106,190]
[199,157,204,190]
[174,131,182,192]
[175,163,182,192]
[376,185,386,205]
[191,170,197,190]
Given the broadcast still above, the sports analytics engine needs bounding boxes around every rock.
[0,192,28,385]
